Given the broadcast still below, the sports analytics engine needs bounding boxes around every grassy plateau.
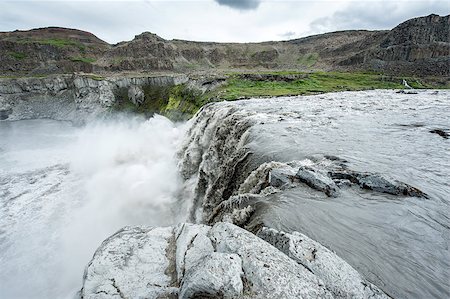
[216,71,439,100]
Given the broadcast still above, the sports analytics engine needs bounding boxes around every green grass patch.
[218,71,434,100]
[86,74,105,81]
[113,83,204,120]
[34,38,86,51]
[297,53,319,67]
[0,74,48,79]
[70,56,96,63]
[8,52,26,60]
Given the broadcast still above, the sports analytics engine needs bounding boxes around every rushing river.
[229,90,450,299]
[0,90,449,299]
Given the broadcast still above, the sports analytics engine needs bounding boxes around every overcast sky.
[0,0,448,44]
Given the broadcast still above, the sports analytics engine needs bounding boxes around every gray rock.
[330,171,428,198]
[0,74,189,123]
[209,222,333,298]
[269,168,294,189]
[296,165,339,197]
[258,227,391,299]
[0,96,12,120]
[81,226,178,299]
[81,222,392,299]
[127,85,144,105]
[429,129,449,139]
[175,223,214,282]
[358,174,406,195]
[180,252,243,299]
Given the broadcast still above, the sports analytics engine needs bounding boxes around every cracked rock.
[258,227,391,299]
[81,226,178,299]
[180,252,243,299]
[175,223,214,283]
[81,222,390,299]
[209,222,333,298]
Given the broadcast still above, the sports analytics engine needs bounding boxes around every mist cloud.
[215,0,261,10]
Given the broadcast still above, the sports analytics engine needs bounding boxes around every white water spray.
[0,115,186,299]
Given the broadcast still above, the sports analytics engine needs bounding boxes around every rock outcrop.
[0,74,187,123]
[342,14,450,76]
[81,222,389,299]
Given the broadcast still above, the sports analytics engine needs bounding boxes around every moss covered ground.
[217,71,440,100]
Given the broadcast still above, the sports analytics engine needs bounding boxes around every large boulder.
[81,222,390,299]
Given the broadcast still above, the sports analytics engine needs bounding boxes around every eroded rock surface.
[82,222,390,298]
[81,226,178,299]
[0,74,187,123]
[258,227,391,299]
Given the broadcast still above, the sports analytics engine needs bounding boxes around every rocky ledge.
[81,222,389,299]
[0,74,188,123]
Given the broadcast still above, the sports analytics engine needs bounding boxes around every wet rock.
[429,129,449,139]
[356,173,427,197]
[258,227,391,299]
[127,85,144,105]
[396,90,418,94]
[0,97,12,120]
[289,157,428,199]
[329,169,427,198]
[269,168,294,189]
[296,166,339,197]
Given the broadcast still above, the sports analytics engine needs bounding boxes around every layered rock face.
[0,27,109,74]
[341,14,450,76]
[0,74,187,123]
[81,222,389,299]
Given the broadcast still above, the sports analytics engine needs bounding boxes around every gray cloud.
[278,31,296,39]
[0,0,446,44]
[215,0,261,10]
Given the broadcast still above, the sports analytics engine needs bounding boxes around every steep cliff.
[0,74,188,123]
[341,14,450,76]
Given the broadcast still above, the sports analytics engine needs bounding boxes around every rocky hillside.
[340,14,450,76]
[1,14,448,77]
[0,27,108,74]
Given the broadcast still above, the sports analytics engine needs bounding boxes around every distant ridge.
[0,14,448,76]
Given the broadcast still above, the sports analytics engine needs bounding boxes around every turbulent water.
[0,90,449,299]
[179,89,450,299]
[0,116,186,299]
[246,91,450,299]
